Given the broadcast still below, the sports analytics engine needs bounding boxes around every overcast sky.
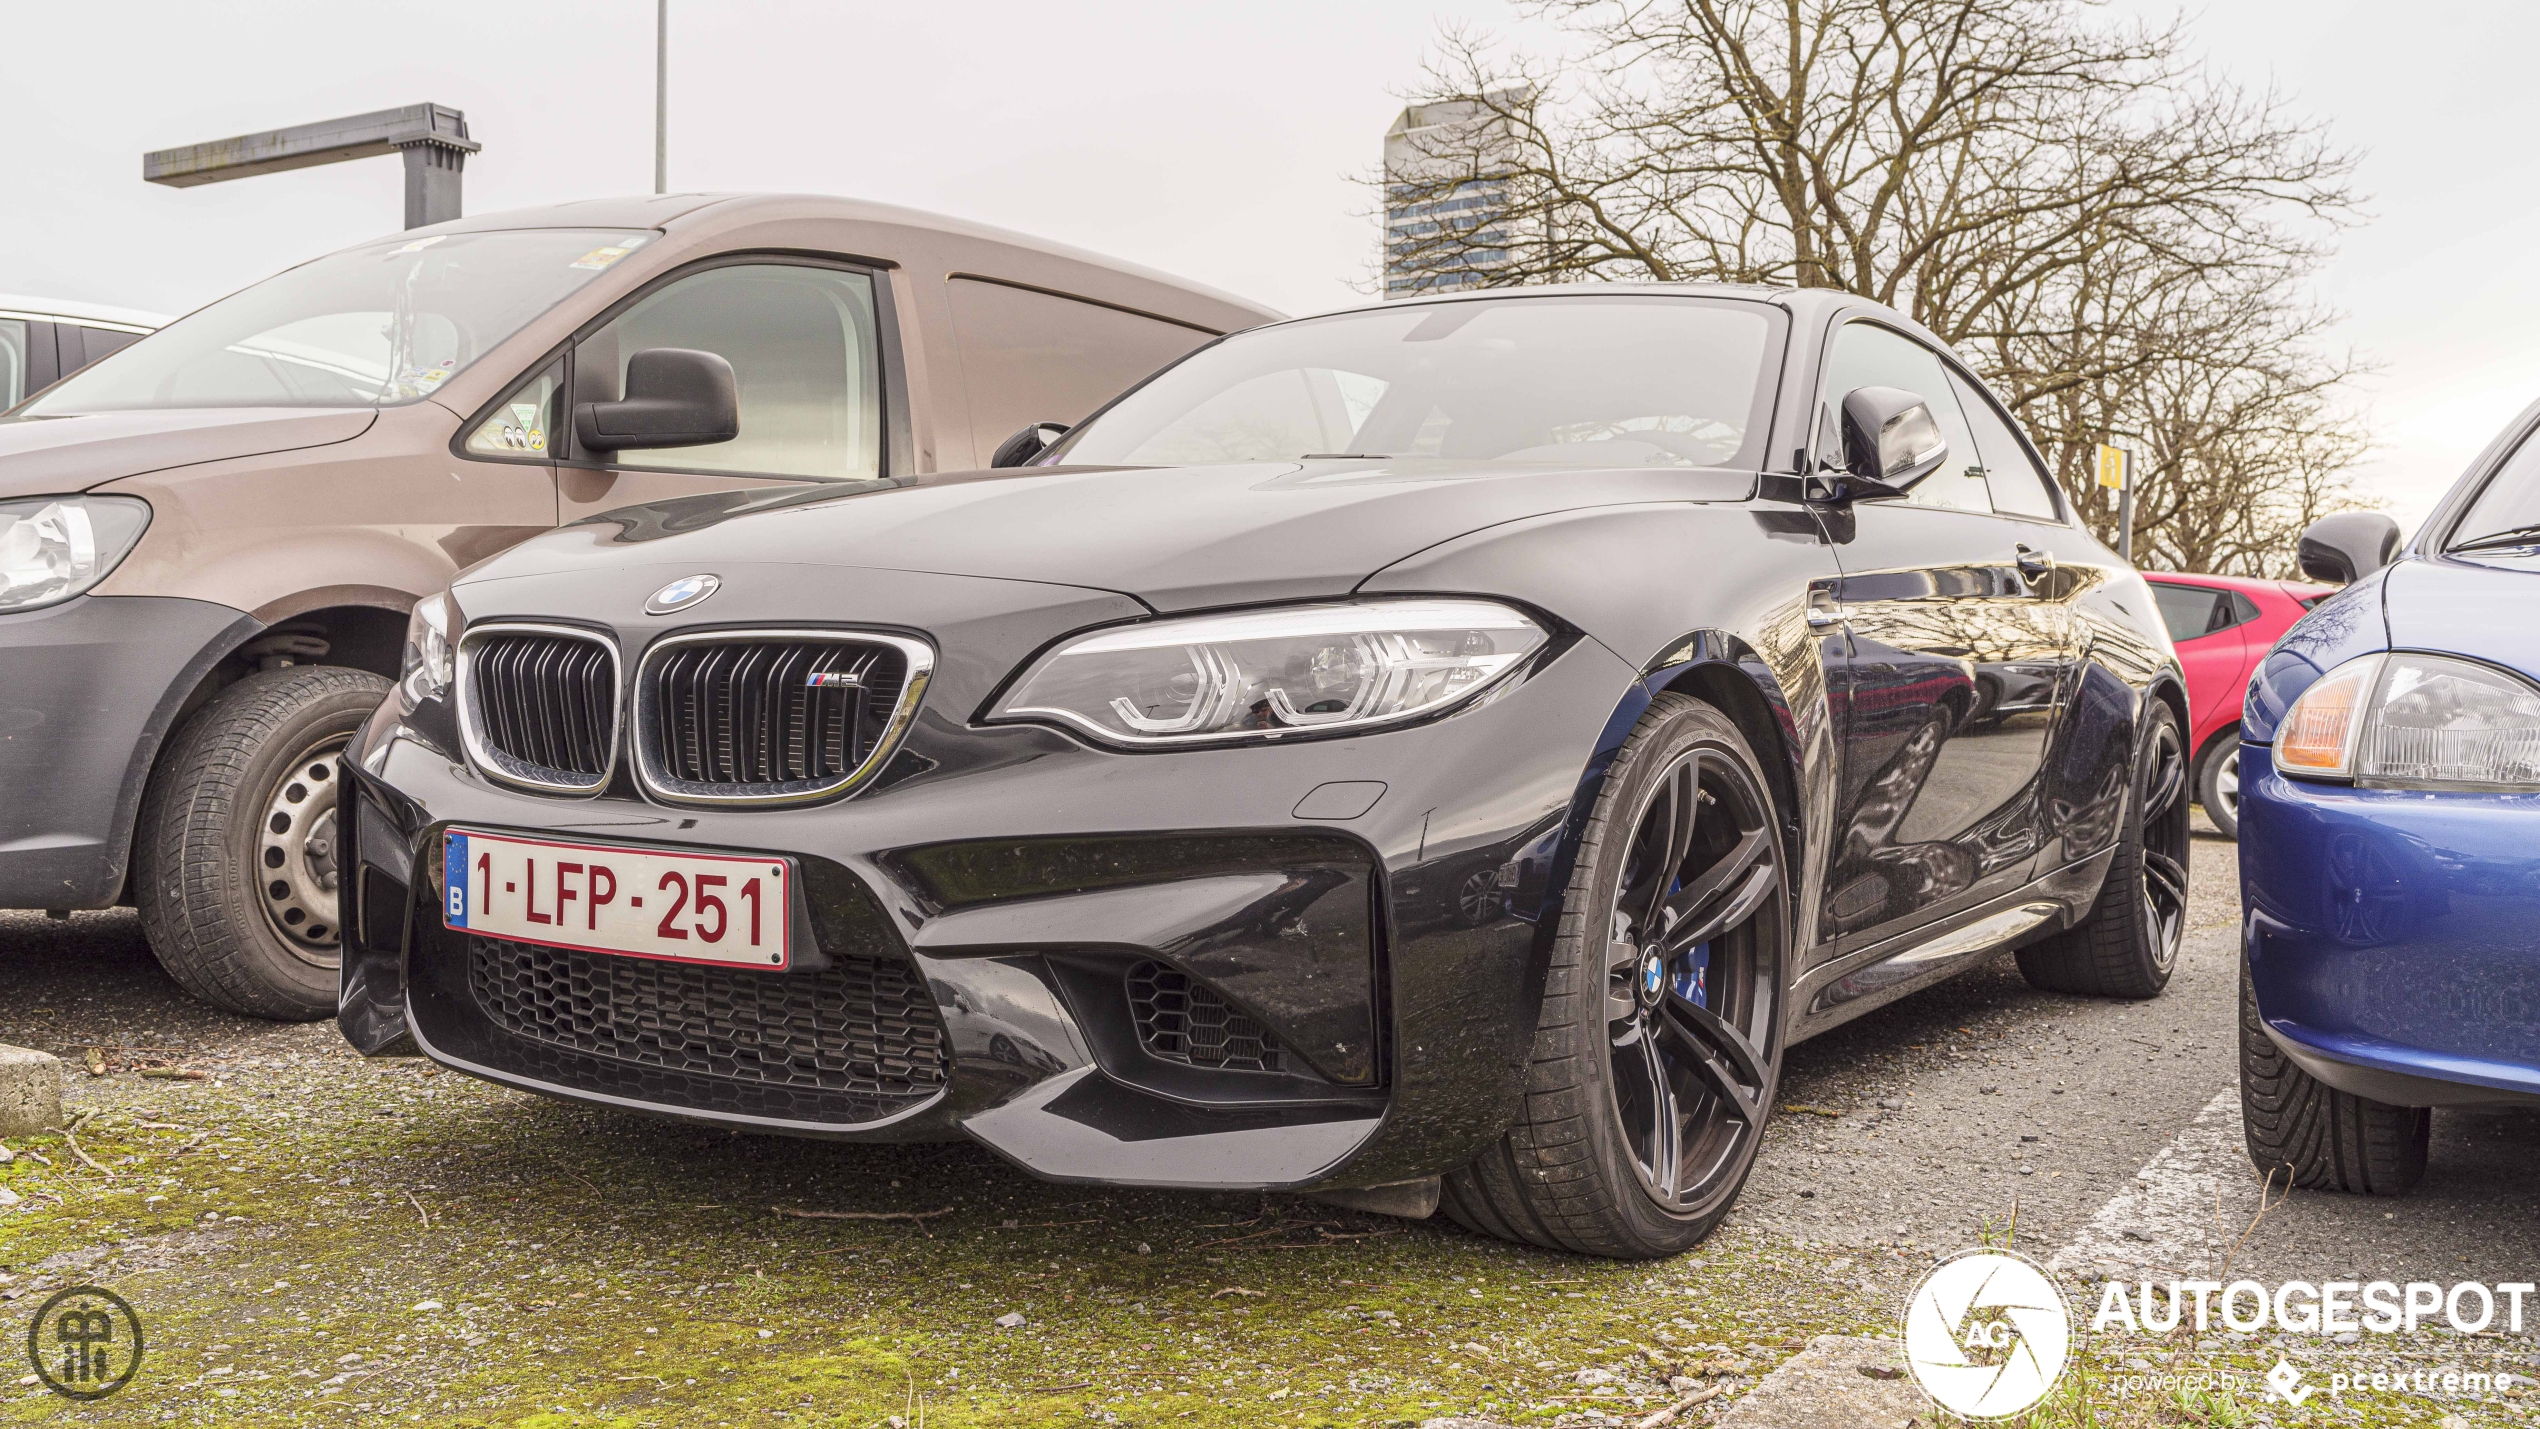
[3,0,2527,537]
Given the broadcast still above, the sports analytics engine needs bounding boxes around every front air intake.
[1124,961,1291,1074]
[457,625,621,794]
[633,630,932,806]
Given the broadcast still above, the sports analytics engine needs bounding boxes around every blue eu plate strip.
[445,832,470,927]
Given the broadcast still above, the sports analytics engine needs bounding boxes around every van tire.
[134,666,390,1021]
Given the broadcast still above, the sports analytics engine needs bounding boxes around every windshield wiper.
[2449,523,2540,553]
[1300,453,1392,460]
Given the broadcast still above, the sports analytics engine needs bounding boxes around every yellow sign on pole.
[2096,444,2129,491]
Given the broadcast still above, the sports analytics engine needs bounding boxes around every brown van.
[0,193,1275,1018]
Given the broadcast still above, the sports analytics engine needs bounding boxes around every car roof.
[2140,569,2330,601]
[409,193,1280,324]
[0,293,168,332]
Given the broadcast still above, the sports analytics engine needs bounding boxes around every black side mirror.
[989,422,1071,469]
[572,348,739,453]
[1840,386,1949,491]
[2298,511,2402,584]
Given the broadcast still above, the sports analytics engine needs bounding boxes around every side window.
[577,263,883,481]
[464,360,562,458]
[2148,582,2227,643]
[945,277,1217,463]
[1818,321,1990,513]
[72,326,142,369]
[1947,370,2061,521]
[2228,591,2263,628]
[0,319,24,408]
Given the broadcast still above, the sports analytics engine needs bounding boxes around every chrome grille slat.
[459,626,621,794]
[635,630,930,806]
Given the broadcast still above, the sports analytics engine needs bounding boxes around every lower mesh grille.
[468,937,948,1098]
[1124,961,1289,1074]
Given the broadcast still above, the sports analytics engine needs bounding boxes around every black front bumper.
[339,588,1636,1193]
[0,594,256,909]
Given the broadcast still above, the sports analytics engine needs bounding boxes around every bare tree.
[1383,0,2373,573]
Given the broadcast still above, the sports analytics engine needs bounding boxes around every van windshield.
[18,229,652,415]
[1042,295,1779,470]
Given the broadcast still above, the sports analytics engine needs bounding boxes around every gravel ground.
[0,816,2531,1426]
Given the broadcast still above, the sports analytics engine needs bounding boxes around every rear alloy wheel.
[1440,695,1786,1258]
[2240,964,2427,1194]
[2015,698,2189,998]
[2198,729,2243,839]
[135,666,391,1021]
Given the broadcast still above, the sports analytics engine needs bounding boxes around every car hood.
[0,408,378,499]
[2384,553,2540,684]
[459,459,1757,611]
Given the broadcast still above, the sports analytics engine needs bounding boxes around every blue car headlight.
[2275,651,2540,789]
[989,598,1548,747]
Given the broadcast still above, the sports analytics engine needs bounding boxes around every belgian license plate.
[442,828,791,969]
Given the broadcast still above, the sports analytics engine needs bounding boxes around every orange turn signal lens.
[2275,655,2383,777]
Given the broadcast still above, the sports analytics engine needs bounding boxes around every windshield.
[2452,424,2540,549]
[1044,294,1778,469]
[19,229,652,415]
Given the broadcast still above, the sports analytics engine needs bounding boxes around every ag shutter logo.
[1903,1249,2070,1419]
[26,1285,143,1400]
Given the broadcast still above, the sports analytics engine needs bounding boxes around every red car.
[2141,571,2331,838]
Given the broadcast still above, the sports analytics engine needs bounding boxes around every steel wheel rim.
[2140,719,2190,973]
[256,735,349,968]
[1603,743,1784,1216]
[2215,750,2240,820]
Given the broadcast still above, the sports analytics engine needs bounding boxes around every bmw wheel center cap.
[645,574,721,615]
[1640,949,1666,1002]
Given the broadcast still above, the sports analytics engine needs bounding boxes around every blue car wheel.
[2239,962,2428,1194]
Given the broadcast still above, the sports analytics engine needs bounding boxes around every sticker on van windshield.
[569,236,652,271]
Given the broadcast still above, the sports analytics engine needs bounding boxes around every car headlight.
[0,496,151,613]
[2275,651,2540,788]
[399,592,456,707]
[989,598,1550,747]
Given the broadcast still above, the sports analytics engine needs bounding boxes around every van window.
[1818,322,1991,513]
[0,320,24,407]
[1947,370,2061,520]
[581,264,881,481]
[947,278,1217,462]
[465,360,562,458]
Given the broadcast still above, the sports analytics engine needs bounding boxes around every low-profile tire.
[2198,729,2242,840]
[1439,694,1788,1259]
[2239,964,2427,1194]
[134,665,390,1021]
[2015,698,2189,999]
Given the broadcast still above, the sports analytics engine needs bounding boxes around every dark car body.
[2242,399,2540,1112]
[338,285,2181,1200]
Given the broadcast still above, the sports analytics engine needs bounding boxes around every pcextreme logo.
[1902,1249,2072,1419]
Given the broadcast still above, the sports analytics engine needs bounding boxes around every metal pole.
[2118,462,2134,563]
[654,0,668,194]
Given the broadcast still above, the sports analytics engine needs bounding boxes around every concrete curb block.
[0,1043,64,1137]
[1718,1334,1924,1428]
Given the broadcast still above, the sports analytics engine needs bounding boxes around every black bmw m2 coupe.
[338,286,2185,1258]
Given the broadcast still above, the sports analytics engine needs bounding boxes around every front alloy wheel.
[1441,695,1787,1257]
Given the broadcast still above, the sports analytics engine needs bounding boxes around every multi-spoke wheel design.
[1602,745,1783,1214]
[2198,729,2243,839]
[2015,698,2191,999]
[1439,695,1789,1258]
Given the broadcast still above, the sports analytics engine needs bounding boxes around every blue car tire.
[2239,963,2428,1194]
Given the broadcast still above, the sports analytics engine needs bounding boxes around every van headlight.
[2275,652,2540,788]
[399,593,455,707]
[0,496,151,612]
[989,598,1549,747]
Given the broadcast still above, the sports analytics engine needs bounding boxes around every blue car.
[2240,406,2540,1194]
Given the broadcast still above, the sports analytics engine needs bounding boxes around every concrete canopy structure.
[143,104,480,229]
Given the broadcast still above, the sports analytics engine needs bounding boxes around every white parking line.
[2050,1088,2259,1280]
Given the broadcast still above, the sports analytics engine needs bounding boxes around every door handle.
[2014,544,2052,579]
[1805,585,1846,632]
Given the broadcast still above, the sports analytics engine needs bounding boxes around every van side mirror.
[572,348,739,453]
[990,422,1071,469]
[2297,511,2402,584]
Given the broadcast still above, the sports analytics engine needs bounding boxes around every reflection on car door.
[1810,320,2075,956]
